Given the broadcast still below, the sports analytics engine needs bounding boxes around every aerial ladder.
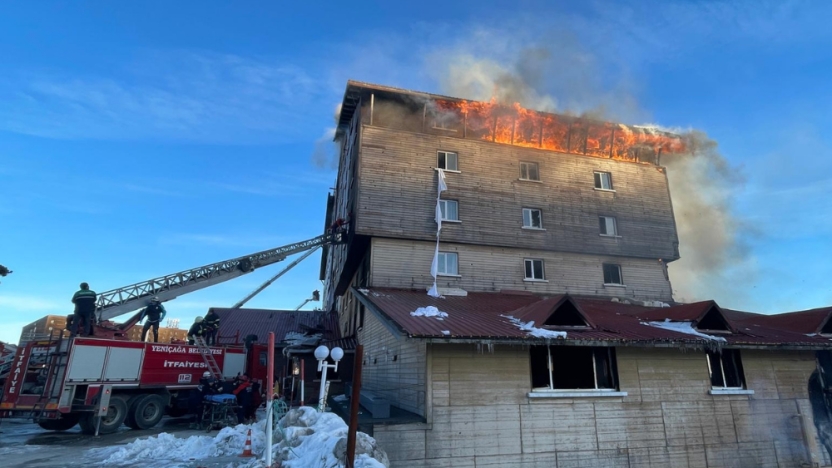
[295,290,321,310]
[91,231,345,338]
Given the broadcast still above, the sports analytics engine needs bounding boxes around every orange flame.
[433,99,686,162]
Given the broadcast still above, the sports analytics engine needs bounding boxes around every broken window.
[439,200,459,221]
[437,151,458,171]
[520,162,540,181]
[543,300,589,327]
[696,307,731,332]
[594,171,613,190]
[599,216,618,236]
[603,263,623,285]
[523,208,543,229]
[524,259,545,280]
[530,346,618,391]
[707,349,746,389]
[437,252,459,276]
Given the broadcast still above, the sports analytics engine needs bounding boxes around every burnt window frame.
[530,345,620,392]
[437,151,459,171]
[520,162,541,181]
[707,349,747,389]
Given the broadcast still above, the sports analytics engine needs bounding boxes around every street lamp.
[315,345,344,411]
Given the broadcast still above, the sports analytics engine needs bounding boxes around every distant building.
[18,314,187,345]
[18,315,67,345]
[125,325,188,343]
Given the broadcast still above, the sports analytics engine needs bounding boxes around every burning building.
[320,81,832,467]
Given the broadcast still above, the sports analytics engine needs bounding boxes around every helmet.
[195,316,203,323]
[151,296,160,302]
[80,282,89,290]
[203,371,211,378]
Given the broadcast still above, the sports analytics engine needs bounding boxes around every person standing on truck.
[70,282,97,337]
[138,297,167,343]
[203,309,220,346]
[188,316,205,345]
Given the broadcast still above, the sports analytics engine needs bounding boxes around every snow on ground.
[88,407,389,468]
[410,306,448,320]
[502,315,567,339]
[641,319,727,342]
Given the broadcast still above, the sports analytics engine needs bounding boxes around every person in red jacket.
[233,374,253,424]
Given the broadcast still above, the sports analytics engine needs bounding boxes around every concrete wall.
[372,344,823,468]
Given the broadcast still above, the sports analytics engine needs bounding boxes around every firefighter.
[138,297,167,343]
[187,316,205,345]
[70,282,97,337]
[203,309,220,346]
[233,374,253,424]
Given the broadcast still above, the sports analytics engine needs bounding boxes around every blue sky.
[1,1,830,343]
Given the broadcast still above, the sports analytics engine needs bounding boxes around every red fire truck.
[0,231,343,434]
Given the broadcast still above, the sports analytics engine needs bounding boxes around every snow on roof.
[410,306,448,320]
[503,315,567,339]
[641,320,727,342]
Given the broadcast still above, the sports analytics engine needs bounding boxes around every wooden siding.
[371,345,823,467]
[357,292,426,417]
[369,237,673,302]
[355,125,679,261]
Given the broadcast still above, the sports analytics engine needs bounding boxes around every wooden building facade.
[321,81,832,467]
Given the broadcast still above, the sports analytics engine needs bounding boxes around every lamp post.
[315,345,344,411]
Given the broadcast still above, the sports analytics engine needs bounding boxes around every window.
[520,162,540,181]
[437,252,459,276]
[530,346,618,391]
[599,216,618,236]
[522,208,543,229]
[707,350,746,389]
[437,151,458,171]
[524,259,545,281]
[439,200,459,221]
[603,263,623,285]
[594,171,613,190]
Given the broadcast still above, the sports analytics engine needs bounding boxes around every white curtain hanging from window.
[428,169,447,298]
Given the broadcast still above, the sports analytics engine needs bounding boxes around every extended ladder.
[193,336,223,380]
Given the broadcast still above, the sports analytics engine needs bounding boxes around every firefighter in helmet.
[138,297,167,343]
[188,316,205,345]
[203,309,220,346]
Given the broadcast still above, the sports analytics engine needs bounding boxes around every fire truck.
[0,231,343,434]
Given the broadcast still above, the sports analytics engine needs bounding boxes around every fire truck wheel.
[37,413,80,431]
[132,394,165,430]
[79,397,128,435]
[123,394,145,429]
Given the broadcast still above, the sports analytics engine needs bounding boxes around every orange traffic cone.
[239,428,254,458]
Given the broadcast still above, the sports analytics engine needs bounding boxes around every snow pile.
[502,315,567,339]
[410,306,448,320]
[441,330,451,336]
[641,320,727,342]
[95,421,266,466]
[275,407,389,468]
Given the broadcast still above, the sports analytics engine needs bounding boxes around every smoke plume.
[310,103,341,170]
[430,43,749,303]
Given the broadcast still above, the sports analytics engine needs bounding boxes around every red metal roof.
[212,308,341,346]
[355,288,832,349]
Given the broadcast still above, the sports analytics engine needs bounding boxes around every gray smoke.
[310,103,341,170]
[429,43,748,303]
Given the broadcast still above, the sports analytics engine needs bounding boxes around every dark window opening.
[603,263,623,285]
[822,319,832,335]
[543,301,589,327]
[530,345,618,390]
[697,307,731,332]
[358,304,365,329]
[707,349,745,388]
